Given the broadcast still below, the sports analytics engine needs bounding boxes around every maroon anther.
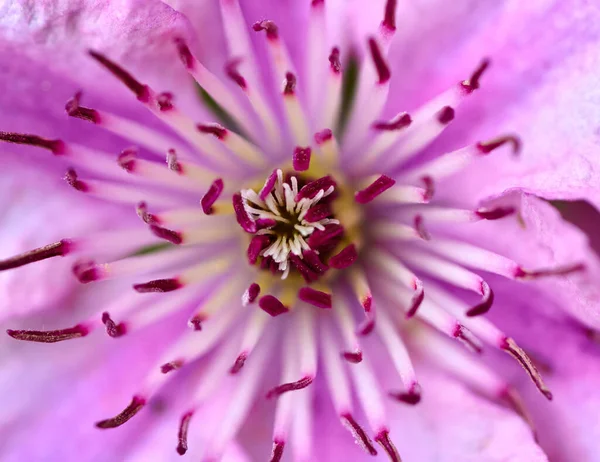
[437,106,455,124]
[117,146,138,172]
[0,131,65,154]
[298,287,332,309]
[230,352,247,374]
[65,91,101,123]
[233,193,257,233]
[201,178,224,215]
[355,175,396,204]
[133,278,182,293]
[290,254,320,283]
[174,37,195,70]
[476,135,521,155]
[374,430,401,462]
[368,37,391,84]
[467,281,494,317]
[102,312,127,338]
[453,324,483,353]
[476,206,516,220]
[514,262,585,279]
[256,218,277,230]
[259,169,278,200]
[89,50,150,102]
[329,244,358,270]
[389,382,422,405]
[160,359,184,374]
[258,295,288,317]
[136,201,158,224]
[157,92,174,111]
[283,72,297,95]
[329,47,341,74]
[414,215,430,240]
[72,260,102,283]
[340,413,378,455]
[244,283,261,305]
[307,224,344,252]
[150,224,183,245]
[0,240,71,271]
[304,203,332,223]
[293,146,311,171]
[373,112,412,131]
[358,312,376,336]
[500,337,553,400]
[304,250,330,273]
[266,375,313,399]
[197,123,227,140]
[407,279,424,318]
[269,440,285,462]
[225,58,247,89]
[167,149,182,174]
[342,350,363,363]
[382,0,398,31]
[247,235,272,265]
[315,128,333,144]
[95,395,146,429]
[177,411,194,455]
[461,58,490,94]
[421,175,435,201]
[252,20,279,40]
[189,315,204,331]
[7,324,89,343]
[64,169,89,192]
[296,175,337,201]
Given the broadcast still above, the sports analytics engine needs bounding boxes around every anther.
[102,312,127,338]
[177,411,194,455]
[355,175,396,204]
[64,169,89,192]
[248,235,272,265]
[514,262,585,279]
[407,279,424,318]
[252,20,279,40]
[476,135,521,155]
[372,113,412,131]
[0,240,72,271]
[167,149,182,173]
[117,146,138,172]
[72,259,103,283]
[436,106,455,125]
[188,315,204,331]
[201,178,224,215]
[174,37,195,70]
[65,91,101,123]
[258,295,288,317]
[461,59,490,94]
[304,204,332,223]
[259,169,278,200]
[475,206,516,220]
[298,287,332,309]
[233,193,257,233]
[225,58,247,89]
[88,50,150,102]
[389,382,422,405]
[269,440,285,462]
[6,324,89,343]
[382,0,398,31]
[230,352,247,374]
[265,375,313,399]
[453,324,483,353]
[95,395,146,429]
[421,176,435,201]
[243,283,261,306]
[133,278,182,293]
[157,92,174,111]
[329,47,341,74]
[374,430,401,462]
[283,72,297,95]
[160,359,184,374]
[296,175,336,201]
[307,224,344,252]
[136,202,158,224]
[340,413,378,455]
[329,244,358,270]
[413,215,430,240]
[341,350,363,363]
[315,128,333,144]
[292,146,311,171]
[368,37,391,84]
[149,224,183,245]
[197,123,227,140]
[0,131,65,155]
[466,281,494,317]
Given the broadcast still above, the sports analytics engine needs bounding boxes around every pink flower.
[1,1,600,461]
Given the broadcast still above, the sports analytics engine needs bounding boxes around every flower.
[1,0,600,461]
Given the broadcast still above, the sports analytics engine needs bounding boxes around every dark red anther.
[358,309,376,336]
[259,169,278,200]
[382,0,397,31]
[293,146,311,171]
[368,37,391,84]
[225,58,247,89]
[133,278,182,293]
[0,131,65,155]
[407,279,424,318]
[329,47,341,74]
[437,106,455,124]
[341,350,363,363]
[247,235,272,265]
[160,359,184,374]
[514,262,585,279]
[389,382,422,405]
[96,395,146,429]
[64,169,89,192]
[201,178,224,215]
[500,337,553,400]
[258,295,288,317]
[296,175,337,201]
[304,203,332,223]
[101,312,127,338]
[329,244,358,270]
[476,206,516,220]
[244,283,261,305]
[453,324,483,353]
[476,135,521,155]
[230,352,247,374]
[303,249,329,273]
[117,146,138,172]
[72,259,102,283]
[167,149,182,174]
[136,202,158,224]
[340,413,378,455]
[290,254,320,283]
[7,324,89,343]
[315,128,333,144]
[177,411,194,455]
[298,287,332,309]
[283,72,297,95]
[197,123,227,140]
[0,240,72,271]
[372,112,412,131]
[421,175,435,201]
[65,91,101,123]
[88,50,150,102]
[266,375,313,399]
[374,430,401,462]
[355,175,396,204]
[461,58,490,94]
[413,215,430,240]
[234,193,257,233]
[174,37,195,70]
[269,440,285,462]
[253,20,279,40]
[256,218,277,230]
[157,92,174,111]
[150,224,183,245]
[188,315,204,331]
[467,281,494,317]
[307,224,344,252]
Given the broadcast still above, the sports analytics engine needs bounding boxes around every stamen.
[230,353,247,374]
[64,168,89,192]
[133,278,182,293]
[436,106,455,124]
[197,123,227,140]
[0,239,72,271]
[101,312,127,338]
[514,262,585,279]
[413,215,431,240]
[252,20,279,40]
[372,112,412,131]
[117,146,138,172]
[233,193,257,233]
[298,287,332,309]
[292,146,311,172]
[95,395,146,429]
[225,58,247,89]
[296,175,336,201]
[340,413,378,455]
[304,203,332,223]
[259,169,279,200]
[374,430,402,462]
[283,72,297,95]
[242,283,261,306]
[466,281,494,317]
[269,440,285,462]
[149,224,183,245]
[421,176,435,201]
[389,382,422,405]
[174,37,195,69]
[476,135,521,155]
[307,224,344,252]
[453,324,483,353]
[475,206,516,220]
[368,37,391,84]
[356,175,396,204]
[201,178,224,215]
[329,47,341,74]
[177,411,194,455]
[342,351,363,363]
[160,359,184,374]
[157,92,174,111]
[329,244,358,270]
[0,131,65,154]
[6,324,89,343]
[248,235,272,265]
[382,0,398,31]
[259,295,289,317]
[500,337,553,400]
[65,91,101,123]
[266,375,313,399]
[461,59,490,94]
[88,50,150,102]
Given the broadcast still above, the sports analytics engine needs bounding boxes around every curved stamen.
[461,58,490,94]
[6,324,89,343]
[389,382,422,405]
[0,240,72,271]
[340,413,378,455]
[266,375,313,399]
[95,395,146,429]
[176,410,194,455]
[201,179,224,215]
[101,312,127,338]
[65,91,101,123]
[269,440,285,462]
[356,175,396,204]
[88,50,150,102]
[374,430,402,462]
[0,131,65,154]
[466,281,495,317]
[368,37,391,84]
